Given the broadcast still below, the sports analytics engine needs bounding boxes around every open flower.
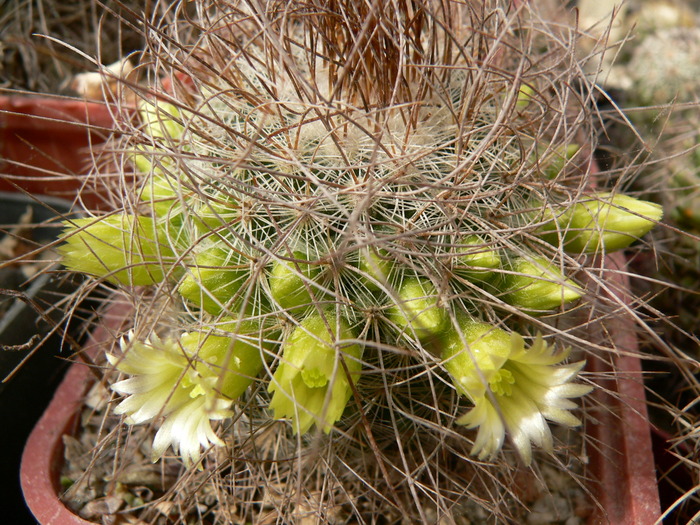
[108,323,268,466]
[268,313,363,434]
[440,318,591,465]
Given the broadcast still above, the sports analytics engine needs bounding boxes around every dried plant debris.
[0,0,144,93]
[61,377,591,524]
[0,205,58,319]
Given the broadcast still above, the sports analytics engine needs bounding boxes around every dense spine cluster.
[59,0,662,473]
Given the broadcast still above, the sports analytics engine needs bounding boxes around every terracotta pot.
[19,256,662,524]
[584,252,661,525]
[20,302,130,525]
[0,96,115,207]
[19,349,98,525]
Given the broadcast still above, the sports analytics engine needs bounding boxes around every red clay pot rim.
[584,251,661,525]
[20,302,130,525]
[0,95,116,132]
[0,95,118,208]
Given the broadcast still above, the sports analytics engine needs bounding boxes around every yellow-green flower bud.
[139,100,184,141]
[139,173,183,218]
[178,246,251,315]
[268,313,363,434]
[454,235,501,282]
[540,193,663,254]
[180,320,270,401]
[58,214,175,286]
[516,83,534,109]
[131,142,183,219]
[541,144,580,180]
[193,199,235,234]
[387,277,446,341]
[132,145,159,175]
[269,251,322,311]
[441,317,513,399]
[501,256,582,312]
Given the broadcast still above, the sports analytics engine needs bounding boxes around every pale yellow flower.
[268,313,363,434]
[108,324,266,466]
[441,319,591,465]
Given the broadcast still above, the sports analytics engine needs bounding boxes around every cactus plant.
[50,0,666,521]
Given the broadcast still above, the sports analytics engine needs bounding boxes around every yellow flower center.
[489,368,515,397]
[301,367,329,388]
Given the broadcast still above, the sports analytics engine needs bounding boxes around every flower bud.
[59,214,175,286]
[268,313,363,434]
[140,173,184,218]
[387,277,446,341]
[178,246,251,315]
[516,83,534,109]
[454,235,501,282]
[193,199,235,234]
[500,256,582,312]
[540,193,663,254]
[180,320,270,401]
[535,144,580,180]
[440,317,513,398]
[139,100,184,141]
[268,251,322,312]
[131,143,183,218]
[132,145,160,175]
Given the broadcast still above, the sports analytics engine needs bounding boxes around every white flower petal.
[109,331,235,466]
[152,418,176,461]
[541,407,582,427]
[458,398,505,460]
[450,329,589,464]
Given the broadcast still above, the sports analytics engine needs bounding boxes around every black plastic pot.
[0,192,78,524]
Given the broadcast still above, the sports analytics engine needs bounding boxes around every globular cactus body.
[55,2,664,519]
